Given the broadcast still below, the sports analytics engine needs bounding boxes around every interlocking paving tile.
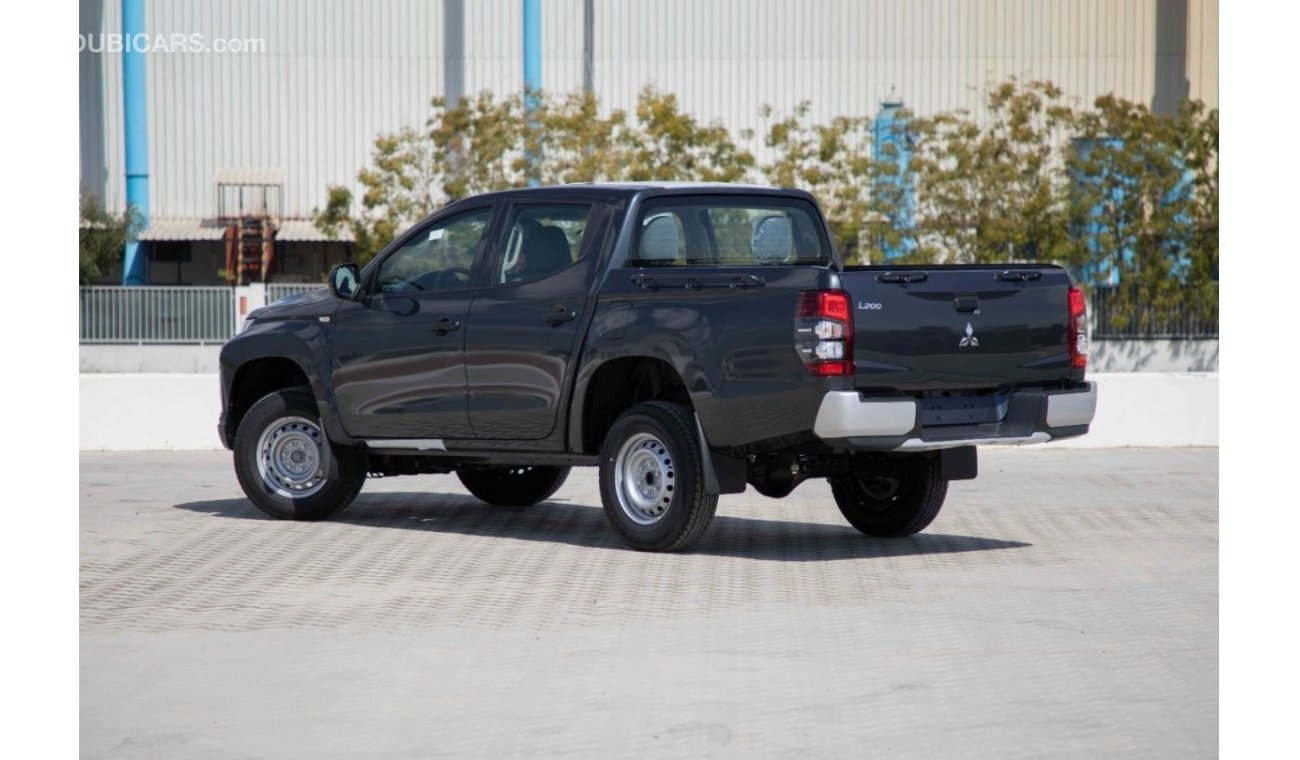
[81,449,1217,758]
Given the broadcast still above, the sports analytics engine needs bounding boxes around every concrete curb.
[78,372,1218,451]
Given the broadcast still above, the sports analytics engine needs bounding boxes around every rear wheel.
[233,387,367,520]
[598,401,718,552]
[457,466,570,506]
[829,455,948,537]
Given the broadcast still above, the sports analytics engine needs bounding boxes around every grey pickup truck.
[219,183,1096,552]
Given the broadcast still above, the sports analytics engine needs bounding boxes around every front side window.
[376,207,492,294]
[632,197,831,266]
[494,203,596,284]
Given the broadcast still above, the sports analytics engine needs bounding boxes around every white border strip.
[79,372,1218,451]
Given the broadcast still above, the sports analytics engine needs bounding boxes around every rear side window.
[631,196,831,266]
[494,203,597,285]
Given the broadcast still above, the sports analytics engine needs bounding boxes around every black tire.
[598,401,718,552]
[829,455,948,537]
[457,466,570,506]
[233,387,367,521]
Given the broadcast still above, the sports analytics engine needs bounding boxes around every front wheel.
[598,401,718,552]
[829,455,948,537]
[457,466,570,506]
[233,387,367,521]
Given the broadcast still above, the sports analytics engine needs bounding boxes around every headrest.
[523,225,572,275]
[640,216,680,262]
[751,215,794,263]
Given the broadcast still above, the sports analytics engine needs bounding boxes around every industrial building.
[79,0,1218,286]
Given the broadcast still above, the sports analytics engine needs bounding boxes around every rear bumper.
[813,382,1097,451]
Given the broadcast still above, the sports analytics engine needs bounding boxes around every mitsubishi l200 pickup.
[219,183,1096,552]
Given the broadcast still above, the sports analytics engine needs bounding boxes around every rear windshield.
[631,196,832,266]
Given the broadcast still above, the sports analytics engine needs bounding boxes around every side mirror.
[327,263,360,299]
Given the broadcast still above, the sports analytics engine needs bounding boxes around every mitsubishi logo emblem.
[959,322,979,347]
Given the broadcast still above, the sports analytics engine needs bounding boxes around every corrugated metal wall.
[1186,0,1218,106]
[79,0,1218,219]
[82,0,454,220]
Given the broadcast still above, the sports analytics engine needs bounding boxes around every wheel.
[829,455,948,537]
[233,387,367,521]
[457,465,570,506]
[598,401,718,552]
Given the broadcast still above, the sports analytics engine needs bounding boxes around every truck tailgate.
[839,265,1074,392]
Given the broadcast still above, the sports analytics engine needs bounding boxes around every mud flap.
[694,414,748,495]
[938,446,978,481]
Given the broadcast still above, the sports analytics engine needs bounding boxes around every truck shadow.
[174,493,1030,562]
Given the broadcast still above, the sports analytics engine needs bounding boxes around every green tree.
[905,79,1078,265]
[315,91,529,264]
[760,103,873,261]
[431,90,527,200]
[312,79,1216,335]
[1068,94,1218,329]
[314,127,437,264]
[79,189,139,284]
[315,87,756,263]
[530,89,634,184]
[620,86,754,182]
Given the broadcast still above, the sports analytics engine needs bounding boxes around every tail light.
[1068,286,1088,371]
[796,290,853,376]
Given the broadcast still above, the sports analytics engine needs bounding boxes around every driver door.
[331,205,494,440]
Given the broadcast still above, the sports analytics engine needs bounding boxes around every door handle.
[877,271,929,284]
[543,305,577,327]
[996,270,1043,282]
[432,316,461,336]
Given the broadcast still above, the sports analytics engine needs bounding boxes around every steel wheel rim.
[613,432,676,525]
[256,415,328,498]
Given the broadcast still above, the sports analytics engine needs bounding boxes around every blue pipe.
[872,100,916,261]
[523,0,541,186]
[121,0,149,285]
[1070,138,1126,286]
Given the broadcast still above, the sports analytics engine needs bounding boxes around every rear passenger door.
[463,201,612,441]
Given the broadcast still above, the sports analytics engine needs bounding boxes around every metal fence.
[79,283,1219,344]
[267,283,327,303]
[1091,285,1219,340]
[80,286,237,344]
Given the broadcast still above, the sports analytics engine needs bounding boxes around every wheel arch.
[572,355,694,455]
[224,356,314,447]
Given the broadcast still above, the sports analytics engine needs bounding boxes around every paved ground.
[81,449,1217,758]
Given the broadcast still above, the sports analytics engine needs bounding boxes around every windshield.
[632,196,832,266]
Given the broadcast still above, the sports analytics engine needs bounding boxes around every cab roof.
[449,182,817,205]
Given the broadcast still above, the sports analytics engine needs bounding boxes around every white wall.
[1089,340,1218,373]
[1044,372,1217,449]
[81,345,222,374]
[79,341,1218,375]
[78,371,1217,451]
[80,374,223,451]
